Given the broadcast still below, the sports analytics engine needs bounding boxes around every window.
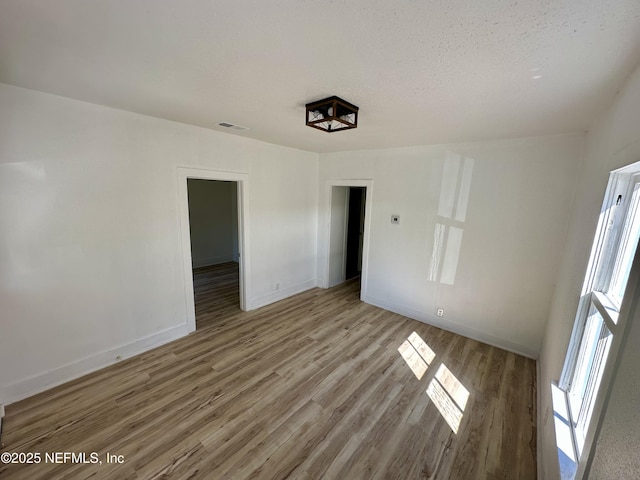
[560,166,640,464]
[566,303,613,450]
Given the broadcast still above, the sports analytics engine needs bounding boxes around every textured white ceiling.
[1,0,639,153]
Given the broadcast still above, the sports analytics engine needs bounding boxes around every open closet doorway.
[345,187,366,281]
[187,179,240,330]
[327,182,371,298]
[177,167,250,334]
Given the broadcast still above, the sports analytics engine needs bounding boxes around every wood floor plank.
[0,266,536,479]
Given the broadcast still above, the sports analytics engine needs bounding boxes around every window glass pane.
[608,183,640,307]
[568,303,613,453]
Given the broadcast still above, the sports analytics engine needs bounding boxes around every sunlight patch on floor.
[408,331,435,364]
[398,333,471,434]
[398,332,435,380]
[427,364,469,434]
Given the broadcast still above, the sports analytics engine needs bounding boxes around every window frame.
[559,165,640,478]
[560,173,629,389]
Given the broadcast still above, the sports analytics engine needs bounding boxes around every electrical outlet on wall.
[391,215,400,224]
[436,308,444,317]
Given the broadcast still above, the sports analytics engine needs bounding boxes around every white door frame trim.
[177,167,250,332]
[323,179,373,300]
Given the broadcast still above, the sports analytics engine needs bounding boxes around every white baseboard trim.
[363,295,538,359]
[248,279,317,310]
[0,323,191,406]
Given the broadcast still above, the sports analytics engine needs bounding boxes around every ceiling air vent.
[218,122,249,131]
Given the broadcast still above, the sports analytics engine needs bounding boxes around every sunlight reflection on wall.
[428,152,475,286]
[0,161,48,285]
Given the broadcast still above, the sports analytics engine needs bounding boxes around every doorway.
[326,182,371,298]
[187,179,240,329]
[345,187,366,280]
[177,167,250,334]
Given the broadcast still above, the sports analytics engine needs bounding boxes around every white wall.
[538,62,640,479]
[187,179,237,268]
[0,83,319,404]
[318,135,584,358]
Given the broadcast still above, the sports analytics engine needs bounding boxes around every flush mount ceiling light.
[305,96,359,132]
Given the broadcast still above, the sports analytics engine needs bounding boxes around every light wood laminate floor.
[193,262,241,330]
[1,269,536,479]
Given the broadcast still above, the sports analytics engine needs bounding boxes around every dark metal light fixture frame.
[305,96,359,132]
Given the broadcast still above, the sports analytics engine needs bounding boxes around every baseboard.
[363,295,539,359]
[0,323,191,406]
[249,279,317,310]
